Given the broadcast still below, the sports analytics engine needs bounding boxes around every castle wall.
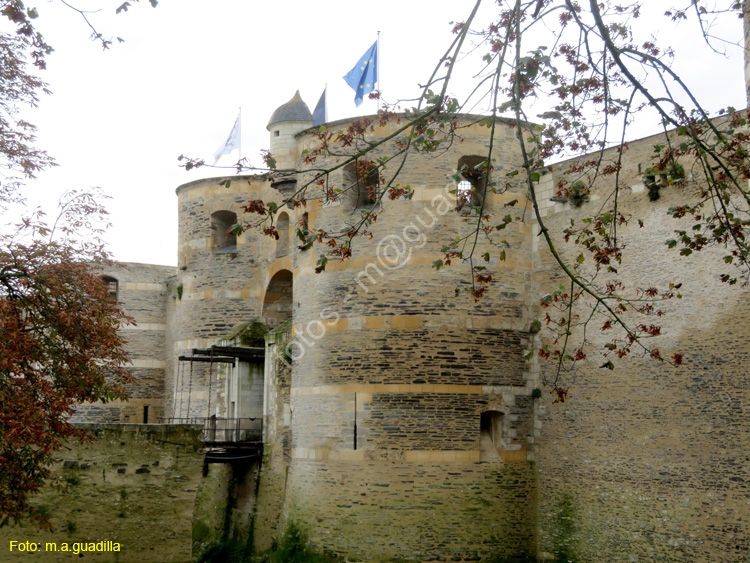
[72,262,175,424]
[533,131,750,561]
[0,424,204,563]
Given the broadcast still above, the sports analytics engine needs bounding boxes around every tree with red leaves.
[0,192,134,528]
[0,1,148,527]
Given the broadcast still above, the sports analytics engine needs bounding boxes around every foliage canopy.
[0,0,156,526]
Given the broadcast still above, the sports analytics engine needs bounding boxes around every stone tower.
[275,113,542,560]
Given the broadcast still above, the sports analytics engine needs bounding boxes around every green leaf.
[600,360,615,370]
[666,239,677,249]
[500,250,506,261]
[576,254,584,264]
[529,320,542,334]
[531,172,540,182]
[524,350,534,361]
[315,255,328,274]
[432,259,443,271]
[482,252,490,262]
[680,248,692,256]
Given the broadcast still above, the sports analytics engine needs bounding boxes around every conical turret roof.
[267,91,313,128]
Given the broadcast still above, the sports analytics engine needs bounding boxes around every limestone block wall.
[252,329,293,552]
[533,132,750,561]
[268,119,311,171]
[72,262,175,424]
[0,424,204,563]
[278,116,541,560]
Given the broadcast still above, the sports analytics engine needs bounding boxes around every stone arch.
[276,212,290,258]
[210,210,237,253]
[263,269,293,328]
[343,161,378,210]
[456,155,489,207]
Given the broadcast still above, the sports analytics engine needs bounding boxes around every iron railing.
[158,417,262,444]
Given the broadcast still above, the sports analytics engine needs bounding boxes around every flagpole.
[238,106,242,161]
[377,31,381,111]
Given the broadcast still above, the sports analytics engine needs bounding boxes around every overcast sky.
[14,0,748,266]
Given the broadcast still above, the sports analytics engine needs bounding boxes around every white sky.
[12,0,748,266]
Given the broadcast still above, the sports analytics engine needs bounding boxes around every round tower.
[280,115,542,561]
[170,175,278,419]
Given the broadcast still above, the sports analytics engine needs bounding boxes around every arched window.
[343,161,378,210]
[211,210,237,253]
[457,155,489,208]
[276,212,290,258]
[263,270,293,328]
[100,276,118,301]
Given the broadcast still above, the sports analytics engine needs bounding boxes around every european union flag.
[343,41,378,107]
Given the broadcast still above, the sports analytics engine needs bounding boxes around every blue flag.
[313,88,327,126]
[343,41,377,107]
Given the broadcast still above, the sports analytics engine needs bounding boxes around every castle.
[59,88,750,561]
[56,28,750,562]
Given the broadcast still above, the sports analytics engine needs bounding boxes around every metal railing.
[158,417,262,444]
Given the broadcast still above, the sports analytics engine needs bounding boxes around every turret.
[266,91,313,172]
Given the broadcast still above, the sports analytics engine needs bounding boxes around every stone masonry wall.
[533,127,750,561]
[285,459,537,562]
[172,176,284,419]
[0,424,203,563]
[282,116,541,561]
[72,262,174,424]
